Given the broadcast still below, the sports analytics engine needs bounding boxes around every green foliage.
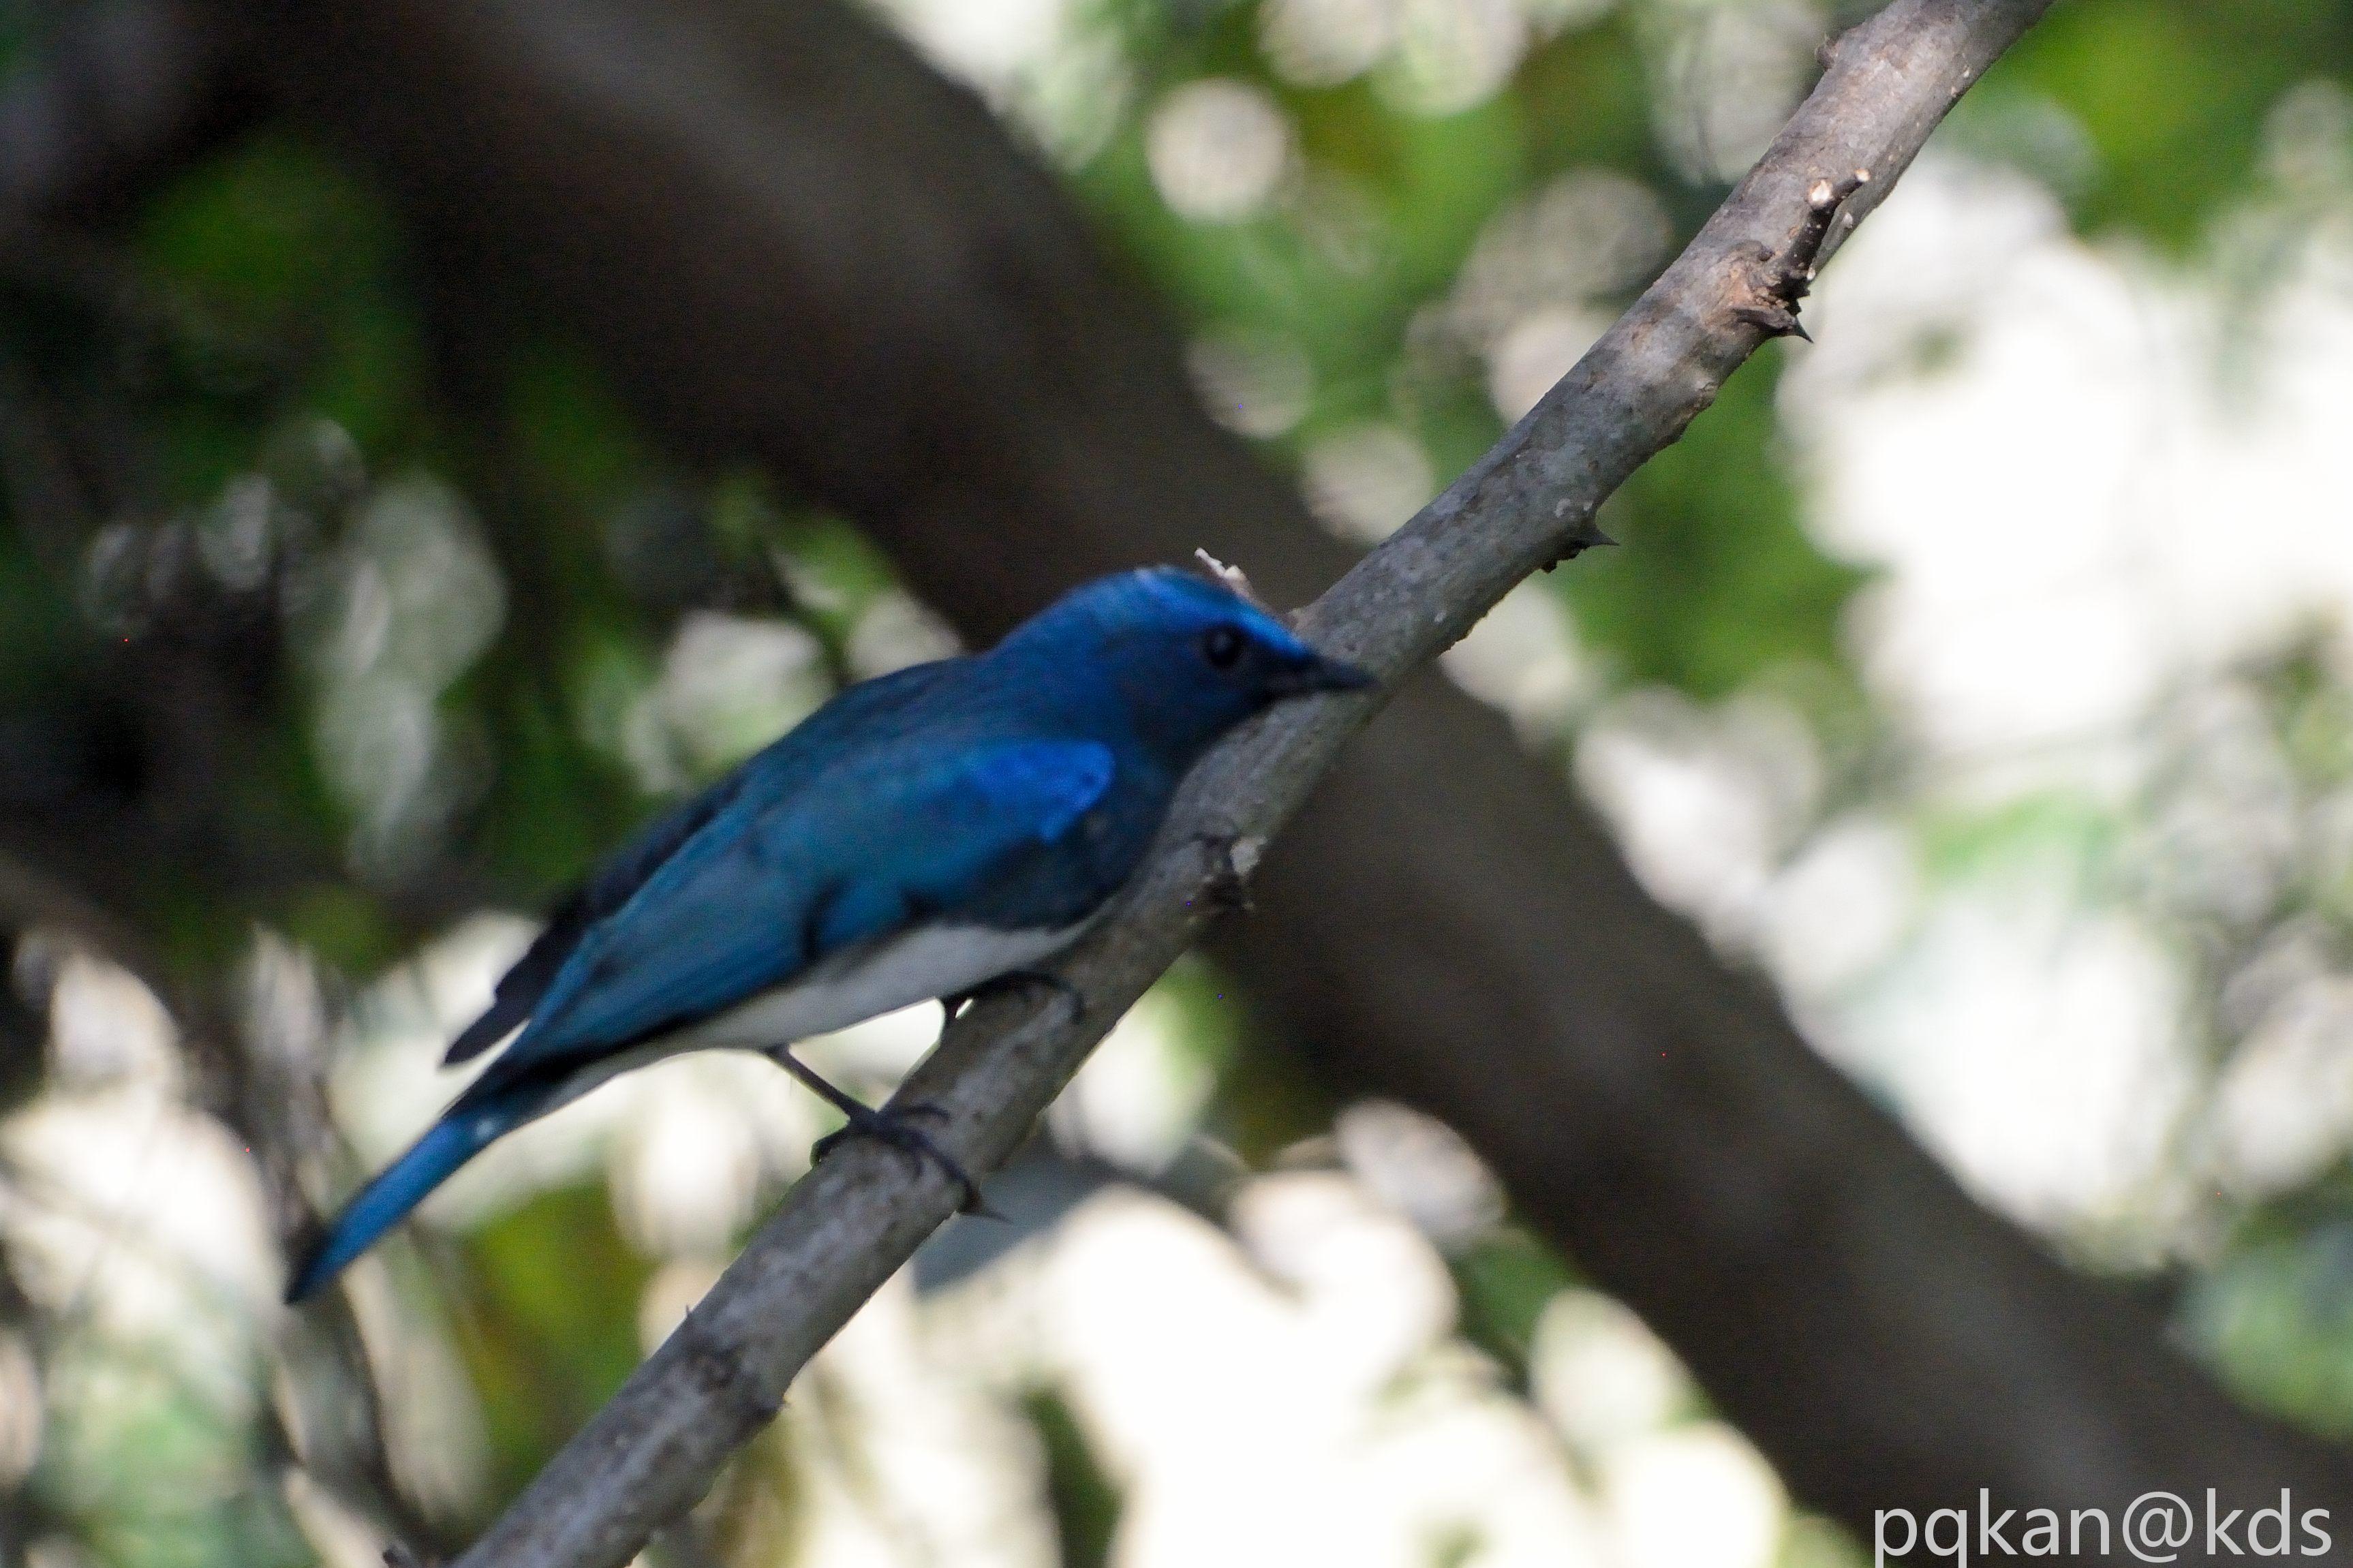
[279,881,407,976]
[1518,15,1660,178]
[463,348,679,884]
[452,1183,656,1502]
[1449,1226,1580,1386]
[1021,1387,1124,1568]
[766,502,914,647]
[1427,1521,1485,1568]
[32,1333,311,1568]
[2186,1223,2353,1441]
[1916,791,2119,893]
[137,134,424,489]
[1080,96,1523,410]
[1200,1006,1334,1166]
[1567,352,1866,700]
[1992,0,2353,244]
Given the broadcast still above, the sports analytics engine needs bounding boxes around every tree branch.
[427,3,2079,1562]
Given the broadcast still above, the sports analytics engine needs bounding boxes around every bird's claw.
[813,1101,998,1217]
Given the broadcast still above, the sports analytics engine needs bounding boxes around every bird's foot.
[812,1101,997,1217]
[944,969,1084,1027]
[765,1046,996,1215]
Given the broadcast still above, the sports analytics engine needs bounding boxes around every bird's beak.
[1270,654,1377,696]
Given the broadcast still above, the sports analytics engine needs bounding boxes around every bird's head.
[1004,567,1374,762]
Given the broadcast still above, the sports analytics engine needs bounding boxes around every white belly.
[677,920,1086,1049]
[515,919,1090,1122]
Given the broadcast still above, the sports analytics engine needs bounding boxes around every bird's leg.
[943,969,1084,1026]
[763,1047,993,1215]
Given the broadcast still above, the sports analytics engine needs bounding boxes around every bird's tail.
[284,1100,516,1304]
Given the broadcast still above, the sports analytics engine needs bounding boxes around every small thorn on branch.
[1545,526,1619,570]
[1731,166,1869,345]
[1548,497,1613,562]
[1732,303,1809,342]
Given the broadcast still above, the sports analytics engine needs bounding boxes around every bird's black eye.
[1200,624,1246,671]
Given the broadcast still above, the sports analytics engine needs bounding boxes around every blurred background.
[5,0,2353,1563]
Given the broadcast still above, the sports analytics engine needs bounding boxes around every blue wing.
[444,659,958,1064]
[476,736,1116,1083]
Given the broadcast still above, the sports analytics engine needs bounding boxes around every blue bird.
[286,566,1370,1302]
